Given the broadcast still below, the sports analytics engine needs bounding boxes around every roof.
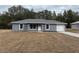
[71,21,79,24]
[11,19,67,24]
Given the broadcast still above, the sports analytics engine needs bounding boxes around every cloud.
[0,5,79,14]
[0,5,11,13]
[23,5,79,13]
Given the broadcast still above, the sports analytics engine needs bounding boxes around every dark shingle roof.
[11,19,66,24]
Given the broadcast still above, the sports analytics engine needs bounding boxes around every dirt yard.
[0,30,79,53]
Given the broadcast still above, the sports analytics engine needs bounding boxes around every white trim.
[38,26,42,32]
[19,24,24,30]
[29,24,37,30]
[45,24,50,30]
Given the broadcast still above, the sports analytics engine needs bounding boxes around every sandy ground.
[0,30,79,53]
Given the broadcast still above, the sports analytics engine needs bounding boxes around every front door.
[38,25,41,32]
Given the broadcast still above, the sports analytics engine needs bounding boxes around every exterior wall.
[72,24,79,29]
[42,24,57,32]
[56,24,65,32]
[12,24,19,31]
[23,24,28,31]
[26,24,44,32]
[50,24,57,31]
[27,24,38,32]
[12,23,43,32]
[12,23,65,32]
[12,23,28,31]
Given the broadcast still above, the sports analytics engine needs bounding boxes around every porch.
[27,24,42,32]
[19,23,50,32]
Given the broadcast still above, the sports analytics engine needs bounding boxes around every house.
[10,19,66,32]
[71,21,79,29]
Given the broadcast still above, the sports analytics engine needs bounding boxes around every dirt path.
[0,30,11,33]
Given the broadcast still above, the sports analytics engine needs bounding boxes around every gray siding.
[72,24,79,29]
[23,24,28,31]
[42,24,56,32]
[12,23,57,32]
[27,24,38,32]
[12,24,19,31]
[50,24,57,31]
[12,23,28,31]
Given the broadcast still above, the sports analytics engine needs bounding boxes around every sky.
[0,5,79,14]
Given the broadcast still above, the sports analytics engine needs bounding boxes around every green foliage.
[0,5,79,28]
[52,11,56,20]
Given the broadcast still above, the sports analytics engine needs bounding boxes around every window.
[30,24,37,29]
[19,24,24,30]
[45,24,50,30]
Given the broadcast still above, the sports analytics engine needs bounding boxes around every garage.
[56,25,65,32]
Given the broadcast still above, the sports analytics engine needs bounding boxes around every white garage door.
[56,25,65,32]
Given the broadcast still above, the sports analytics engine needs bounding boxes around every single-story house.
[71,21,79,29]
[10,19,66,32]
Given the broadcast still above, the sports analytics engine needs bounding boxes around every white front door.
[38,26,41,32]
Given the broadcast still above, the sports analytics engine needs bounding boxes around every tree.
[0,14,12,28]
[56,13,64,22]
[8,5,30,20]
[37,10,53,20]
[29,9,36,19]
[63,10,67,22]
[1,5,79,29]
[52,11,56,20]
[66,9,76,28]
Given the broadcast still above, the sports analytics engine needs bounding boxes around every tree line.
[0,5,79,29]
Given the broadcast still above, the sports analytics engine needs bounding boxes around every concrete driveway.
[59,32,79,38]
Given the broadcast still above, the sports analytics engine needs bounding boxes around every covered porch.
[19,23,50,32]
[27,23,43,32]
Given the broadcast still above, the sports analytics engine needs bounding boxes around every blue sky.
[0,5,79,13]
